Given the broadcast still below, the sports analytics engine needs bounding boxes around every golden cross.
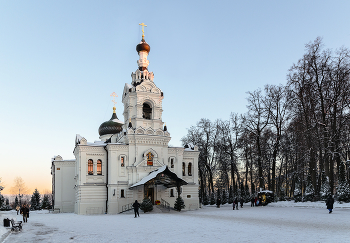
[139,23,147,38]
[110,92,118,107]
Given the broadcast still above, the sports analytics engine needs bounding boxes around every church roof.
[98,107,124,136]
[129,165,188,189]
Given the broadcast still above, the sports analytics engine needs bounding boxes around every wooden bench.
[10,219,23,232]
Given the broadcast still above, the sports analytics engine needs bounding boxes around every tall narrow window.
[147,152,154,166]
[88,159,93,175]
[121,157,125,167]
[142,103,152,119]
[97,159,102,175]
[182,162,185,176]
[121,189,125,198]
[188,163,192,176]
[170,189,174,197]
[171,158,174,168]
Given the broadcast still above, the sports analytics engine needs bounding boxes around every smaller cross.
[139,23,147,38]
[110,92,118,107]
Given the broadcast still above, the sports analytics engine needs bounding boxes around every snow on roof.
[259,190,274,193]
[126,83,133,89]
[130,165,167,188]
[111,118,124,124]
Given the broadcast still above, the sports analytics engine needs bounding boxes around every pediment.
[136,81,161,94]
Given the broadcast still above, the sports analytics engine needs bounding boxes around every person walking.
[20,204,29,223]
[234,198,239,210]
[326,195,334,214]
[251,197,255,207]
[133,200,140,218]
[240,198,244,208]
[216,198,221,208]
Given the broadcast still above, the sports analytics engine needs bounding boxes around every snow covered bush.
[319,171,331,200]
[140,197,153,213]
[336,162,350,202]
[174,196,185,211]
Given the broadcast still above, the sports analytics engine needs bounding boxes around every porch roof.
[129,165,188,189]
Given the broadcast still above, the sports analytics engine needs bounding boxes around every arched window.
[88,159,93,175]
[182,162,185,176]
[170,158,174,168]
[142,103,152,119]
[188,163,192,176]
[97,159,102,175]
[121,157,125,167]
[147,152,154,166]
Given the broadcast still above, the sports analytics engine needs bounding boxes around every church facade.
[51,33,200,215]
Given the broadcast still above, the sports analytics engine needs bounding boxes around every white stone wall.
[52,157,75,213]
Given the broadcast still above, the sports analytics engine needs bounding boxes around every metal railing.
[121,203,134,213]
[160,198,170,211]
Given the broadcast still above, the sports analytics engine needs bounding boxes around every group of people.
[250,197,263,207]
[232,198,244,210]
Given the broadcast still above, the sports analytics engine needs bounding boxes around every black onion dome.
[136,38,150,53]
[98,109,124,136]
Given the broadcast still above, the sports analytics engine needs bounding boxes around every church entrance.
[145,186,154,204]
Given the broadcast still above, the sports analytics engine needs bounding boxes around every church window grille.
[147,152,154,166]
[170,189,174,197]
[142,103,152,120]
[188,163,192,176]
[121,189,125,198]
[182,162,185,176]
[170,158,174,168]
[121,157,125,167]
[97,159,102,175]
[88,159,93,175]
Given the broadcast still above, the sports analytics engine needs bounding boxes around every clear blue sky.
[1,0,349,194]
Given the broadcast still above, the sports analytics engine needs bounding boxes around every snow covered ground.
[1,201,349,243]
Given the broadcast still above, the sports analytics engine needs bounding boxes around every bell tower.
[122,24,165,133]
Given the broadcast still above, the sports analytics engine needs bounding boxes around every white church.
[51,28,200,214]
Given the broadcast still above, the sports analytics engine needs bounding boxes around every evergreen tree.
[140,198,153,213]
[14,196,19,208]
[174,196,185,211]
[42,195,50,209]
[0,195,4,208]
[31,188,41,210]
[336,162,350,202]
[210,192,215,205]
[228,186,233,204]
[319,171,331,200]
[304,173,315,201]
[293,178,302,202]
[203,191,209,205]
[222,189,227,204]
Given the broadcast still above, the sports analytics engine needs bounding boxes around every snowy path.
[1,204,349,243]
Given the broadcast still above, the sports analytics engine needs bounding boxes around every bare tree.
[10,177,29,195]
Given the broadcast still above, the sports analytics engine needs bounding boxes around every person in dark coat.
[234,198,239,210]
[20,204,29,222]
[216,198,221,208]
[240,198,244,208]
[132,200,140,218]
[326,195,334,213]
[251,197,255,207]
